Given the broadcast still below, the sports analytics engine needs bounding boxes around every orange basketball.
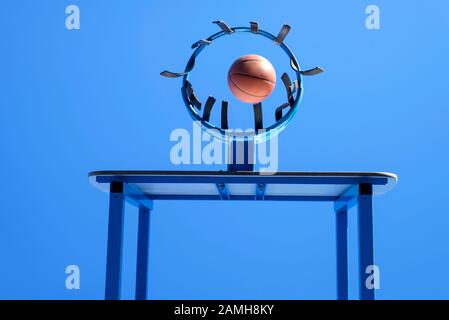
[227,54,276,104]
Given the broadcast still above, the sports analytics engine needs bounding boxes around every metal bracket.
[216,183,230,200]
[334,184,373,212]
[255,184,266,200]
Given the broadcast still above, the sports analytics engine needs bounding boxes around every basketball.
[227,54,276,104]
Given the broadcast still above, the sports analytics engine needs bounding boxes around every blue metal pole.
[357,183,375,300]
[227,139,254,172]
[105,181,125,300]
[136,204,151,300]
[336,206,348,300]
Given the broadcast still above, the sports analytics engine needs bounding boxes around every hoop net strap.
[275,102,291,121]
[253,103,263,131]
[191,39,212,49]
[160,70,185,78]
[202,96,216,122]
[160,57,196,78]
[250,21,259,33]
[221,101,229,129]
[213,20,234,34]
[300,67,324,76]
[274,24,291,45]
[281,73,298,106]
[184,81,202,110]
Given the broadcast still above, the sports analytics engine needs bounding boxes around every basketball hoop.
[161,21,323,144]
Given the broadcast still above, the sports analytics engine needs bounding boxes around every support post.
[227,139,254,172]
[136,204,151,300]
[105,181,125,300]
[336,206,348,300]
[357,183,375,300]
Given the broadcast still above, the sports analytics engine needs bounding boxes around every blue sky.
[0,0,448,299]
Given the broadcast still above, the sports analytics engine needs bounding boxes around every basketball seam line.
[231,72,276,85]
[229,77,270,99]
[231,59,269,70]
